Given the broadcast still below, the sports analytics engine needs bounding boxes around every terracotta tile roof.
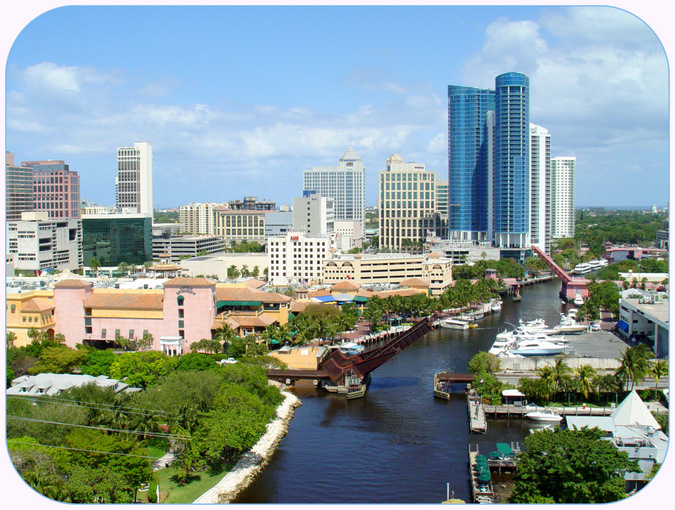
[148,263,181,271]
[84,290,164,310]
[307,289,331,298]
[54,279,92,289]
[163,277,216,288]
[246,279,266,289]
[290,301,311,313]
[375,288,425,298]
[331,280,359,291]
[400,278,430,288]
[229,314,275,328]
[215,286,291,304]
[21,297,55,313]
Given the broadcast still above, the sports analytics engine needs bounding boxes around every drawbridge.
[267,318,432,392]
[530,245,589,301]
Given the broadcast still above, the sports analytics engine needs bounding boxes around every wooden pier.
[468,445,494,504]
[468,389,487,434]
[483,404,615,418]
[432,372,474,400]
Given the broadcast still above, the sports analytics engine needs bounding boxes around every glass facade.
[82,216,152,266]
[447,85,494,238]
[494,72,530,247]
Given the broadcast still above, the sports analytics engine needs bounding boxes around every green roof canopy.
[217,300,262,307]
[353,296,369,303]
[496,443,512,456]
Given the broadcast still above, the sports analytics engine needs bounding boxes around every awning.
[313,295,335,302]
[216,300,262,307]
[616,319,629,332]
[353,296,368,303]
[496,443,512,456]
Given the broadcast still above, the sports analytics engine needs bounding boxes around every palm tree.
[252,265,260,278]
[651,360,669,399]
[615,344,653,392]
[575,364,597,400]
[241,264,250,277]
[214,323,236,351]
[90,257,101,278]
[551,357,573,400]
[6,331,17,349]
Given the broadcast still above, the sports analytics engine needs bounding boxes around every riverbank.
[192,390,302,504]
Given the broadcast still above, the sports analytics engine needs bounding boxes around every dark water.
[235,280,569,504]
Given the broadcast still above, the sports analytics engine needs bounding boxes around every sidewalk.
[152,451,176,471]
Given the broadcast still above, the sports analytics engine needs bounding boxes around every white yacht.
[440,318,470,330]
[491,300,502,312]
[525,409,563,423]
[508,339,566,356]
[573,263,593,275]
[573,294,584,305]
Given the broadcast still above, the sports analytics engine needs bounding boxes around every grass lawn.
[154,465,230,504]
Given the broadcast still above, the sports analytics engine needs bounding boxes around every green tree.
[468,352,501,375]
[28,346,88,375]
[133,332,154,352]
[575,364,597,400]
[7,331,17,349]
[509,427,639,503]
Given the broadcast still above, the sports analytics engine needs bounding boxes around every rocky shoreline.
[192,390,301,504]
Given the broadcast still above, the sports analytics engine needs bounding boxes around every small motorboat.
[525,409,563,423]
[338,341,364,357]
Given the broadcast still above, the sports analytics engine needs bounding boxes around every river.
[234,279,570,504]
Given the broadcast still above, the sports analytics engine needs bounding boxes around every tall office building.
[493,72,530,250]
[293,191,335,236]
[23,159,80,219]
[116,141,153,215]
[530,124,551,254]
[302,146,366,227]
[378,154,437,252]
[5,152,34,221]
[435,179,449,239]
[447,86,495,241]
[551,157,576,239]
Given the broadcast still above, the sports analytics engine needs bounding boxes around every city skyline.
[4,4,671,209]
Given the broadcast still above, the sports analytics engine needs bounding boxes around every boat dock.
[468,389,487,434]
[432,372,474,400]
[468,445,494,504]
[483,404,615,418]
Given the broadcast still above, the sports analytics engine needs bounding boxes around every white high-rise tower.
[116,141,153,215]
[302,146,366,227]
[530,124,551,254]
[551,157,576,239]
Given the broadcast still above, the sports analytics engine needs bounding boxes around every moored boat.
[525,409,563,423]
[440,318,470,330]
[338,341,364,356]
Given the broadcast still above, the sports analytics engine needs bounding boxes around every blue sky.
[4,4,671,209]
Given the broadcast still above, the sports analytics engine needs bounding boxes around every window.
[101,328,107,338]
[115,329,120,337]
[129,330,134,339]
[177,295,184,306]
[178,308,184,318]
[10,304,15,313]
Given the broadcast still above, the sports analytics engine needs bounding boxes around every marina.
[234,279,652,504]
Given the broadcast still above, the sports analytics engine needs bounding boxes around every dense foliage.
[7,360,283,503]
[575,209,667,247]
[509,427,639,503]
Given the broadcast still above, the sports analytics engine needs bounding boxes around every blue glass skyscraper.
[493,72,530,248]
[447,86,495,240]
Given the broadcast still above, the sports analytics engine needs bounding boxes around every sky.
[3,3,671,210]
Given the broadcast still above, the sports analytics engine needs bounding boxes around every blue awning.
[314,295,335,302]
[616,320,629,332]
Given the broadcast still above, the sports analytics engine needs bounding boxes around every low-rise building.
[214,208,266,245]
[269,345,329,370]
[7,212,82,272]
[152,235,225,262]
[52,277,290,354]
[617,295,669,357]
[179,252,268,280]
[7,373,138,396]
[322,251,453,293]
[6,288,56,347]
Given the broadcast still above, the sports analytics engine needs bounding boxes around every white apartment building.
[264,211,294,242]
[267,231,331,285]
[115,141,153,216]
[551,157,576,239]
[333,219,363,251]
[378,154,438,251]
[179,202,219,235]
[530,124,551,254]
[7,211,82,271]
[293,191,335,236]
[302,146,366,227]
